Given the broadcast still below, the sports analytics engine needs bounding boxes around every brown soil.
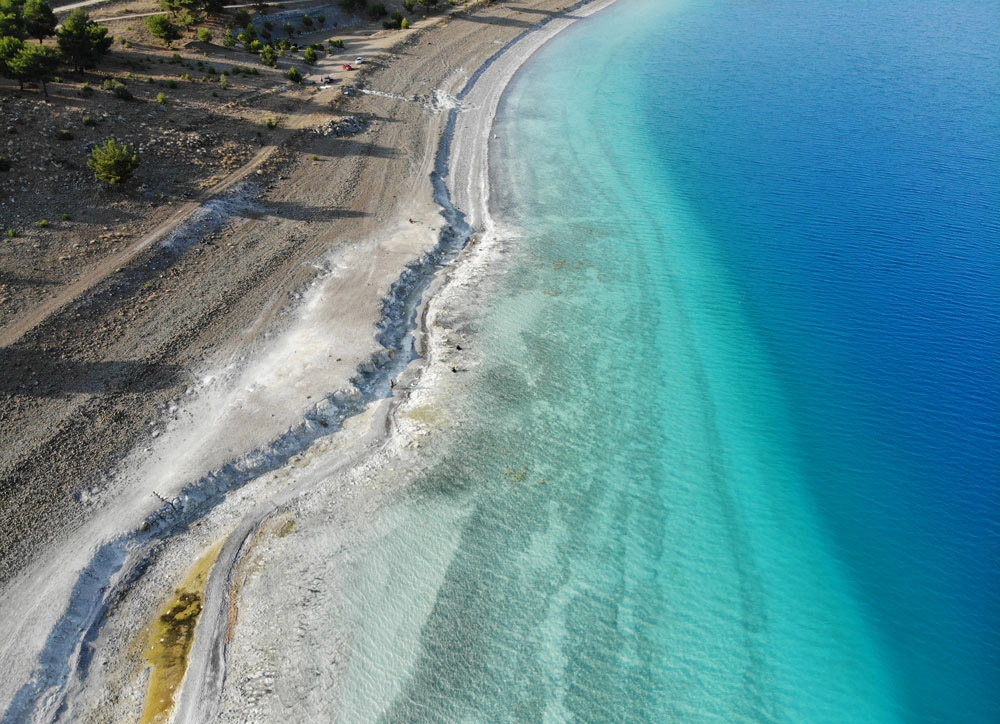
[0,0,582,582]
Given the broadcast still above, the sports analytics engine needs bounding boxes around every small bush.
[303,47,316,64]
[61,213,70,221]
[329,38,343,49]
[232,8,251,26]
[404,0,414,10]
[80,83,94,97]
[301,13,313,28]
[168,79,178,88]
[368,3,387,20]
[264,116,279,129]
[57,129,74,141]
[223,28,235,48]
[259,44,277,66]
[197,27,212,43]
[287,67,302,83]
[89,139,140,185]
[102,79,134,101]
[156,92,166,103]
[7,229,14,238]
[82,115,96,126]
[37,219,49,228]
[401,17,409,28]
[317,14,326,25]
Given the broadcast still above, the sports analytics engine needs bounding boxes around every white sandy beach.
[0,1,618,721]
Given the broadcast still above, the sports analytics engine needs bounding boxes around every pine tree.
[7,42,58,93]
[22,0,55,43]
[57,9,111,72]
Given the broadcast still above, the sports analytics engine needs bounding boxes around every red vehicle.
[342,64,354,71]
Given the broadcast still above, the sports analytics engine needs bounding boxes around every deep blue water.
[636,1,999,720]
[338,1,999,721]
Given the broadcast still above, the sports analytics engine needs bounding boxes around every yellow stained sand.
[139,542,223,724]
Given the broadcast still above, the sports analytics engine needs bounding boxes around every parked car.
[355,57,365,65]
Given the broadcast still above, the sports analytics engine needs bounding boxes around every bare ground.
[0,0,584,583]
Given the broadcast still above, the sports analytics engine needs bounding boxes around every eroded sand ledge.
[0,0,617,720]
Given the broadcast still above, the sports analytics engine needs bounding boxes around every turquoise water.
[341,1,999,721]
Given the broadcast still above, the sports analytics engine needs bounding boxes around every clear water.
[340,1,999,721]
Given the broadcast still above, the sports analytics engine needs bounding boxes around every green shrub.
[82,114,96,126]
[61,213,70,221]
[287,66,301,83]
[168,79,177,88]
[197,27,212,42]
[156,91,166,103]
[223,27,235,48]
[401,17,409,28]
[368,3,387,19]
[404,0,414,10]
[102,78,133,100]
[80,82,94,96]
[57,129,74,141]
[232,8,251,26]
[7,229,15,238]
[37,219,49,228]
[329,38,343,49]
[264,116,279,129]
[303,46,316,64]
[89,139,139,185]
[301,13,313,28]
[259,44,277,66]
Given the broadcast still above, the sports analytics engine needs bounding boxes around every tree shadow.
[0,345,183,397]
[452,14,536,29]
[0,273,59,287]
[242,201,370,222]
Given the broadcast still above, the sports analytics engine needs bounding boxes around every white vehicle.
[355,56,365,65]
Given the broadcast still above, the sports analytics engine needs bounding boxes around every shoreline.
[0,0,619,719]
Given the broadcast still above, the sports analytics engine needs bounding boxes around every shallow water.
[337,0,999,721]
